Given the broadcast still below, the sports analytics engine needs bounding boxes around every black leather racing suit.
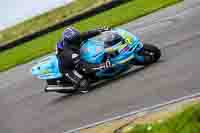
[57,29,103,89]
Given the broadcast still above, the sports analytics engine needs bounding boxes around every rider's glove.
[77,61,96,74]
[98,26,111,32]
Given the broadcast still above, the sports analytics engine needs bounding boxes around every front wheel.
[135,44,161,65]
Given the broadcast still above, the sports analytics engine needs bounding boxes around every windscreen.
[92,31,114,43]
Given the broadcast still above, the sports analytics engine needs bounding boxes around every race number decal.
[105,59,112,69]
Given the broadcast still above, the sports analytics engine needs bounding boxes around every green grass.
[124,102,200,133]
[0,0,182,72]
[0,0,111,45]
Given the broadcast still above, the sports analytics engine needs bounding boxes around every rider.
[56,26,112,93]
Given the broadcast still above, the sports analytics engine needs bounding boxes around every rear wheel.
[44,79,57,92]
[55,89,76,94]
[46,79,57,85]
[135,44,161,65]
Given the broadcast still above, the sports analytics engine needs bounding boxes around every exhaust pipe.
[44,85,74,92]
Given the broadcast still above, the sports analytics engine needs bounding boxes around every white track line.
[63,92,200,133]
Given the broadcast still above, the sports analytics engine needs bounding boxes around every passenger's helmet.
[62,27,81,44]
[101,31,124,48]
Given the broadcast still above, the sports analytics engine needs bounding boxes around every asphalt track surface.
[0,0,200,133]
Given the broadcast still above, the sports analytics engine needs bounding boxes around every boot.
[65,70,90,93]
[78,78,90,93]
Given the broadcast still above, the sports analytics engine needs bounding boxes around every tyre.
[55,89,76,94]
[135,44,161,65]
[44,79,57,92]
[46,79,57,85]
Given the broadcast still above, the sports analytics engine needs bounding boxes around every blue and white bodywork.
[31,28,144,80]
[31,55,62,80]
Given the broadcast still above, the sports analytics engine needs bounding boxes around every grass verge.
[0,0,182,72]
[121,102,200,133]
[0,0,111,45]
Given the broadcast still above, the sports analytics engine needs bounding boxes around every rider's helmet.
[101,31,124,48]
[62,27,81,44]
